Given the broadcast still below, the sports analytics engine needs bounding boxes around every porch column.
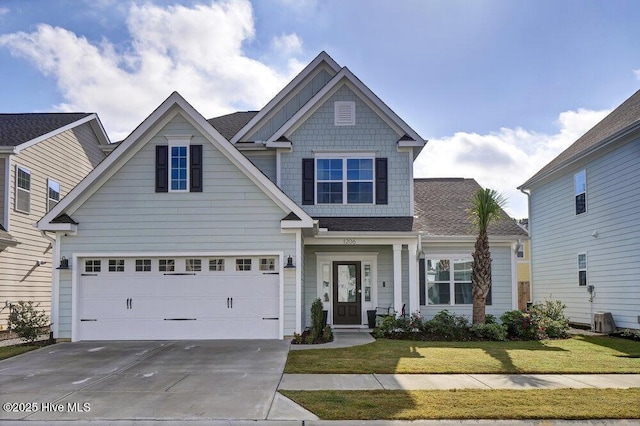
[393,244,402,315]
[408,244,418,314]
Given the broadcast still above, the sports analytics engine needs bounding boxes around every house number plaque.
[343,238,357,245]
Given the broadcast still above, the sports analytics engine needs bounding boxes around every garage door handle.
[227,297,230,308]
[230,297,233,309]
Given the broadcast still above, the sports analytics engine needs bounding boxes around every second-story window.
[316,157,373,204]
[15,166,31,214]
[170,145,188,191]
[575,170,587,215]
[47,179,60,211]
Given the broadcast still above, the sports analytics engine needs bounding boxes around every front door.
[333,261,361,325]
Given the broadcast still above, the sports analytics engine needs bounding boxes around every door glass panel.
[337,264,357,303]
[364,264,371,302]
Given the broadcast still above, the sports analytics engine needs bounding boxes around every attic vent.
[334,101,355,126]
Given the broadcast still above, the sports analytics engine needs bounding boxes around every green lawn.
[281,389,640,420]
[0,345,40,360]
[285,335,640,374]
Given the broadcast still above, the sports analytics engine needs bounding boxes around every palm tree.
[469,188,507,324]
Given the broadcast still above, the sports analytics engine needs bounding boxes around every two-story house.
[37,52,526,341]
[519,90,640,331]
[0,113,110,326]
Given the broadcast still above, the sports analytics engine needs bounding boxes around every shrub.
[470,322,507,341]
[8,301,49,343]
[421,310,470,341]
[500,309,544,340]
[291,298,333,345]
[530,300,569,338]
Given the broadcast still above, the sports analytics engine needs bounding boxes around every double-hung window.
[15,166,31,213]
[422,257,491,306]
[316,157,374,204]
[578,253,587,286]
[155,137,202,193]
[47,179,60,211]
[575,170,587,215]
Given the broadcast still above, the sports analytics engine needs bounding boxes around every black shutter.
[302,158,315,205]
[155,145,168,193]
[419,258,426,306]
[375,158,388,204]
[190,145,203,192]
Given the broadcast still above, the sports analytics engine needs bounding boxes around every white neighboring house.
[0,113,110,326]
[519,90,640,330]
[38,52,526,342]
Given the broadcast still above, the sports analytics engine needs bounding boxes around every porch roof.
[315,216,414,232]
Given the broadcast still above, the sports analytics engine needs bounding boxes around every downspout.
[519,188,532,305]
[40,229,59,339]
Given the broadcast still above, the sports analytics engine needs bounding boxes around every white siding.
[530,140,640,329]
[0,123,105,325]
[56,114,297,338]
[420,244,515,321]
[0,157,5,228]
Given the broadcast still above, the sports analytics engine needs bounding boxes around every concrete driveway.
[0,340,292,421]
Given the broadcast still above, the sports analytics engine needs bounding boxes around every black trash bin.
[367,310,376,329]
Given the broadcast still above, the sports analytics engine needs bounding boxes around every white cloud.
[414,108,610,219]
[634,69,640,80]
[0,7,9,16]
[0,0,304,140]
[271,33,303,56]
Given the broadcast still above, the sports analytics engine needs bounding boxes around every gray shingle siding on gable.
[248,69,333,142]
[280,85,411,217]
[530,139,640,329]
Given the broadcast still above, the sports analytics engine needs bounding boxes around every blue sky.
[1,0,639,218]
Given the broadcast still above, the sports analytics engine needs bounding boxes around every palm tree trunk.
[472,230,492,324]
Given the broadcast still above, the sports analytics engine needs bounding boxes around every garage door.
[77,256,280,340]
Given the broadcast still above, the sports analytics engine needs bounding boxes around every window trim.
[314,154,375,205]
[574,169,587,215]
[47,178,60,212]
[15,165,31,214]
[578,253,587,286]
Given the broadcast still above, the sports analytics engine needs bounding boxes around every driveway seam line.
[22,341,177,420]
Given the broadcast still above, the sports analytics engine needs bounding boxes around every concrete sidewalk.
[279,373,640,390]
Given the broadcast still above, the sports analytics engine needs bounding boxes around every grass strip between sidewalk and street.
[280,388,640,420]
[0,345,40,360]
[285,336,640,374]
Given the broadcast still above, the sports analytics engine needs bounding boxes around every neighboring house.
[37,52,526,341]
[515,220,532,310]
[0,113,110,326]
[519,89,640,330]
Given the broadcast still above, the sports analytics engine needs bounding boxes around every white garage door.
[77,256,280,340]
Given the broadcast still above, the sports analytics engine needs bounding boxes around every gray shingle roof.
[521,89,640,188]
[207,111,258,141]
[0,113,92,147]
[51,214,78,225]
[316,217,414,232]
[413,178,528,237]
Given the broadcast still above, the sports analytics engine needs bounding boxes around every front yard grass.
[280,388,640,420]
[0,345,40,360]
[285,335,640,374]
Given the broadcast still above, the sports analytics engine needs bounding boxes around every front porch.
[301,235,419,330]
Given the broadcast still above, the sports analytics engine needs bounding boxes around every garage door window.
[159,259,175,272]
[85,260,101,273]
[209,258,225,271]
[136,259,151,272]
[259,258,276,271]
[108,259,125,272]
[236,258,252,271]
[186,259,202,272]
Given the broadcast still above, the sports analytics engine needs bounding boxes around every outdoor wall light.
[58,256,70,269]
[284,255,296,269]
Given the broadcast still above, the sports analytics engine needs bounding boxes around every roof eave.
[520,119,640,190]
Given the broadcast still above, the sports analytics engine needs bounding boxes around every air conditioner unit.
[593,312,616,334]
